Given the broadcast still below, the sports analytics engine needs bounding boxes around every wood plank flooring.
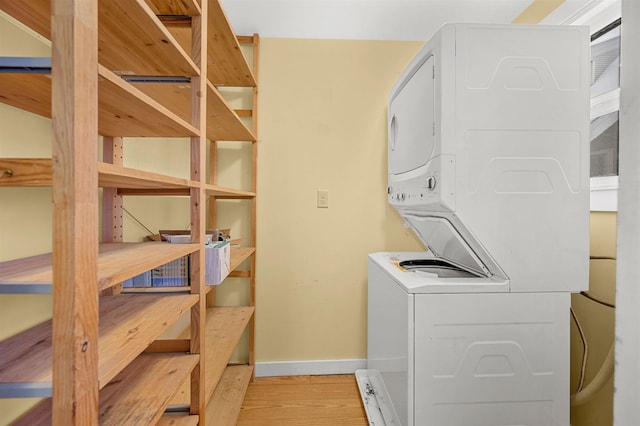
[237,374,369,425]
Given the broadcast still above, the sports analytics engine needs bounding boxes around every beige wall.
[255,38,423,362]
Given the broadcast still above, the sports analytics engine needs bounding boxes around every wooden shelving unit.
[0,0,258,424]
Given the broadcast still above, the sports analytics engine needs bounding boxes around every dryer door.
[388,54,436,175]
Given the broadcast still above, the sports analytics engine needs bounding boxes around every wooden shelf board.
[0,294,198,397]
[0,72,51,117]
[231,247,255,272]
[99,162,199,190]
[0,319,52,396]
[100,353,199,425]
[162,1,256,86]
[145,0,201,17]
[0,159,199,191]
[206,81,256,141]
[0,242,199,293]
[204,307,255,402]
[98,295,200,387]
[99,0,199,76]
[0,0,198,76]
[0,159,255,199]
[122,286,191,294]
[145,339,191,354]
[207,0,257,87]
[117,188,192,196]
[206,184,255,198]
[0,68,200,137]
[169,307,254,406]
[236,35,256,44]
[129,80,256,141]
[167,375,192,407]
[234,109,253,117]
[0,2,49,41]
[0,158,51,187]
[206,365,254,426]
[157,415,200,426]
[98,65,200,137]
[13,353,199,426]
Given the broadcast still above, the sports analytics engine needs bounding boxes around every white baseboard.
[255,359,367,377]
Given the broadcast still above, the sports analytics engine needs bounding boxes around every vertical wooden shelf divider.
[249,33,260,380]
[51,0,100,423]
[102,136,124,297]
[190,2,209,422]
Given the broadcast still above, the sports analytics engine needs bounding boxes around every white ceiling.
[220,0,598,41]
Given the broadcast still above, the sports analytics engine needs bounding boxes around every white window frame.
[556,0,622,211]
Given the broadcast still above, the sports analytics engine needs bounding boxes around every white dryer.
[357,23,590,426]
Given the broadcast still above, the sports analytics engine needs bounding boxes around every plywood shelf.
[157,415,200,426]
[205,80,256,140]
[97,65,200,137]
[100,353,199,425]
[0,293,198,398]
[0,159,258,199]
[231,247,256,272]
[0,242,199,294]
[169,306,254,406]
[0,65,199,137]
[145,0,201,17]
[204,307,255,403]
[207,0,257,87]
[0,0,198,76]
[99,162,199,191]
[206,365,254,426]
[13,353,199,425]
[130,80,257,141]
[206,184,255,198]
[0,159,200,191]
[161,1,256,87]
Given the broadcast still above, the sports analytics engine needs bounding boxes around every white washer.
[360,252,569,426]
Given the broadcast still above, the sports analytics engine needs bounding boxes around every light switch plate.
[317,189,329,208]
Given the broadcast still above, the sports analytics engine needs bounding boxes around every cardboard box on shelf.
[205,241,231,285]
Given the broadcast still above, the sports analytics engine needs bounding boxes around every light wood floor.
[237,374,369,425]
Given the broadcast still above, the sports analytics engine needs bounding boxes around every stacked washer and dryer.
[356,23,591,426]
